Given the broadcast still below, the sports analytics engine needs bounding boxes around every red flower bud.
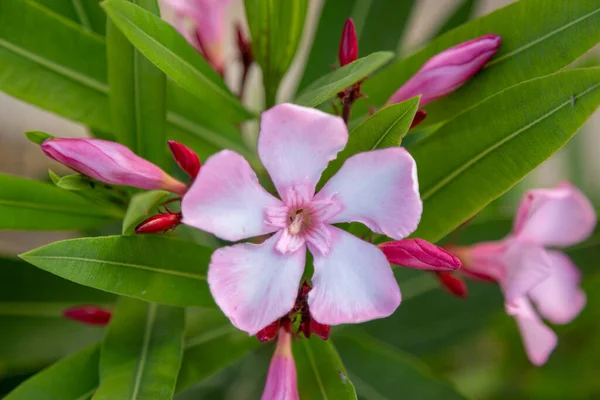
[168,140,201,180]
[256,321,279,342]
[63,306,111,326]
[135,213,181,234]
[379,238,462,271]
[310,319,331,340]
[436,272,468,299]
[338,18,358,67]
[410,110,427,129]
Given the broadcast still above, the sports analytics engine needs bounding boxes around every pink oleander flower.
[261,328,299,400]
[387,34,501,107]
[379,238,462,271]
[160,0,230,74]
[182,103,422,334]
[454,182,596,365]
[41,138,187,195]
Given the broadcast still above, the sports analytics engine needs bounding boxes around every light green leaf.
[245,0,308,107]
[319,97,419,187]
[102,0,254,123]
[122,190,170,235]
[432,0,478,38]
[4,344,100,400]
[0,174,122,231]
[20,235,215,307]
[94,298,184,400]
[296,52,393,108]
[55,174,92,191]
[24,130,54,145]
[107,0,167,168]
[335,331,467,399]
[357,0,600,124]
[411,68,600,242]
[295,336,357,400]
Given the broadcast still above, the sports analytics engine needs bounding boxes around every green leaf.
[176,309,261,392]
[102,0,254,123]
[296,51,394,108]
[34,0,106,35]
[107,0,167,168]
[432,0,478,38]
[358,0,416,56]
[55,174,92,191]
[24,130,54,145]
[0,174,122,231]
[94,298,184,400]
[4,344,100,400]
[335,331,467,399]
[122,190,170,235]
[294,336,357,400]
[20,235,215,307]
[319,97,419,187]
[411,68,600,242]
[357,0,600,124]
[244,0,308,107]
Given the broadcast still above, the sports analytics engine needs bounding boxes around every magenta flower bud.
[435,272,468,299]
[63,305,112,326]
[168,140,201,179]
[379,238,462,271]
[261,329,299,400]
[135,213,182,234]
[41,138,187,195]
[410,110,427,129]
[387,34,501,107]
[338,18,358,67]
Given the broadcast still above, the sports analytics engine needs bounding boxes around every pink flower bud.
[261,329,299,400]
[135,213,182,234]
[338,18,358,67]
[379,238,462,271]
[168,140,201,179]
[41,138,187,194]
[63,306,112,326]
[387,34,501,107]
[436,272,468,299]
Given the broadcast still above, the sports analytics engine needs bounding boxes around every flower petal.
[514,182,596,247]
[261,329,299,400]
[529,250,586,325]
[506,297,558,366]
[182,150,283,241]
[502,241,552,303]
[208,232,306,335]
[315,147,422,240]
[307,226,401,325]
[258,104,348,203]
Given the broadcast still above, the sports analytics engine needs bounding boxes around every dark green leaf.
[432,0,478,38]
[20,235,215,307]
[0,174,122,231]
[95,298,184,400]
[411,68,600,242]
[4,344,100,400]
[335,331,467,399]
[294,336,357,400]
[245,0,309,107]
[24,130,54,145]
[122,190,170,235]
[34,0,106,35]
[102,0,254,123]
[107,0,167,168]
[296,51,393,108]
[358,0,416,56]
[357,0,600,124]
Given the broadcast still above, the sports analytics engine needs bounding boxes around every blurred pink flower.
[387,34,501,107]
[41,138,187,195]
[160,0,230,74]
[456,182,596,365]
[261,328,299,400]
[182,103,422,335]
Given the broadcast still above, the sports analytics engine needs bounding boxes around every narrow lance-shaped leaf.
[94,298,184,400]
[102,0,254,123]
[358,0,416,56]
[294,336,357,400]
[432,0,478,38]
[20,235,215,307]
[356,0,600,124]
[107,0,168,168]
[245,0,308,107]
[411,68,600,243]
[295,51,394,108]
[34,0,106,35]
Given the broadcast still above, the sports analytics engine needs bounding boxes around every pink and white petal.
[529,250,586,325]
[182,150,283,241]
[307,226,401,325]
[258,104,348,202]
[502,241,552,303]
[506,297,558,366]
[208,232,306,335]
[315,148,422,240]
[460,241,508,282]
[514,182,597,248]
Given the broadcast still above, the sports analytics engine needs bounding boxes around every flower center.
[288,208,311,235]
